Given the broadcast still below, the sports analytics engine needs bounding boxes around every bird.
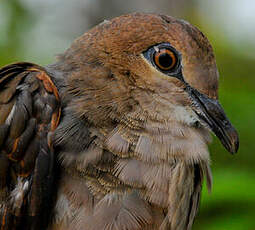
[0,13,239,230]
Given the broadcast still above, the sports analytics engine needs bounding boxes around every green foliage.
[194,170,255,230]
[0,0,36,65]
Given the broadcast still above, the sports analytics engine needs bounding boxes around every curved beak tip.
[211,120,239,155]
[188,87,239,155]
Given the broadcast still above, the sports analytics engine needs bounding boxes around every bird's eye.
[153,48,177,71]
[143,43,181,75]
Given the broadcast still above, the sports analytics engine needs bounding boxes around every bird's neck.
[104,112,212,164]
[53,68,212,165]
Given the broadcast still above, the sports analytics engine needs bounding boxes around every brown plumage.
[0,13,239,230]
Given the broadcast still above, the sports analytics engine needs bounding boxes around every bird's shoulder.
[0,62,61,230]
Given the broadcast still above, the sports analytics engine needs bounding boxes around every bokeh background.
[0,0,254,229]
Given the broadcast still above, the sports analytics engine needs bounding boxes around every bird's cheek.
[172,91,192,107]
[171,105,200,127]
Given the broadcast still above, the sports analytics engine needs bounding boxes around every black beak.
[186,86,239,154]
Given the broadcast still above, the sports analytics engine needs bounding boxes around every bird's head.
[59,13,239,154]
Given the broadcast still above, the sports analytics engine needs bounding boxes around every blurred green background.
[0,0,254,229]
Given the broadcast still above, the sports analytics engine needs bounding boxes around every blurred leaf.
[194,169,255,230]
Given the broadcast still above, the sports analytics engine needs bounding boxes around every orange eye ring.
[153,49,177,71]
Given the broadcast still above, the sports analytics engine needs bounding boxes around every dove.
[0,13,238,230]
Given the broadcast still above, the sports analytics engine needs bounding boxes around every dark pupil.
[158,53,173,68]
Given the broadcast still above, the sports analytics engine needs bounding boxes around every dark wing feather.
[0,62,61,230]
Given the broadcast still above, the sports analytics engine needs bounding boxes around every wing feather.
[0,62,61,230]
